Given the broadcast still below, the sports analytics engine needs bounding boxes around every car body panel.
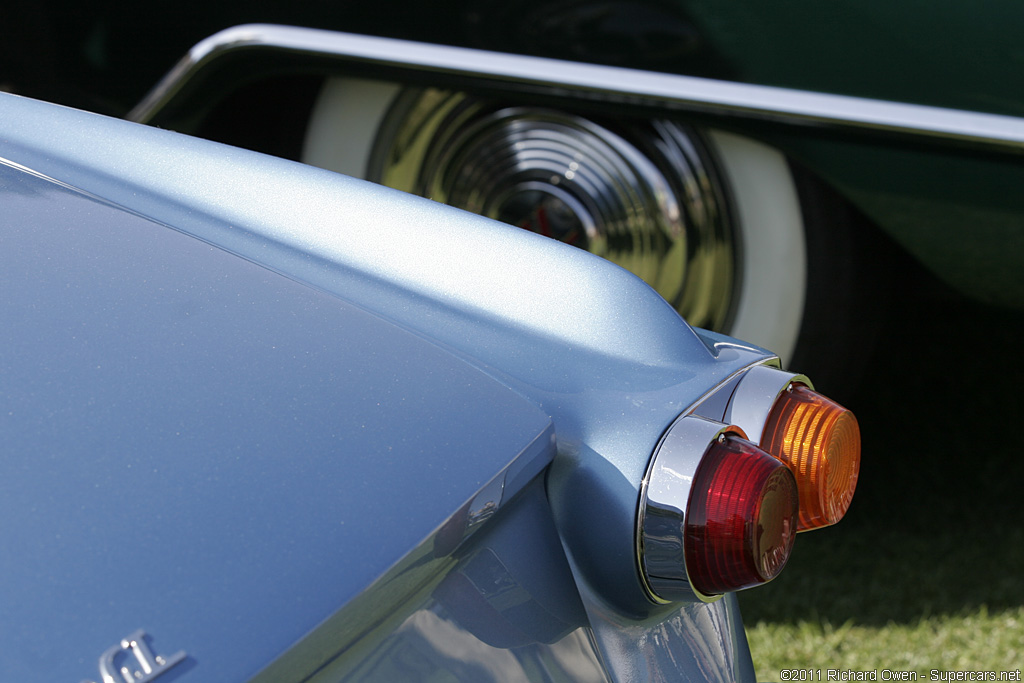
[759,129,1024,307]
[1,92,772,681]
[669,2,1024,118]
[0,150,560,681]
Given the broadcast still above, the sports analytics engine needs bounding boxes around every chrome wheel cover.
[368,89,737,331]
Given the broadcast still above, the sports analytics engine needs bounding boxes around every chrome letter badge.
[83,630,186,683]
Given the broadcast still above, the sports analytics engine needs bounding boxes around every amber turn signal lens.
[760,385,860,531]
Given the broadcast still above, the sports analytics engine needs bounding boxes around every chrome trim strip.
[131,24,1024,153]
[723,365,810,445]
[638,415,741,604]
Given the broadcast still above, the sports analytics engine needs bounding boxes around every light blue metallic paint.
[0,158,557,681]
[0,92,774,682]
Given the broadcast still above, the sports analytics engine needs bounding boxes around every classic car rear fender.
[131,23,1024,308]
[1,92,775,681]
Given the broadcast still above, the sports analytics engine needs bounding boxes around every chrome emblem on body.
[83,630,186,683]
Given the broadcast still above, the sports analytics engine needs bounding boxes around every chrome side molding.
[131,23,1024,154]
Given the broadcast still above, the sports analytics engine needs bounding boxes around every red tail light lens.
[684,435,798,596]
[760,385,860,531]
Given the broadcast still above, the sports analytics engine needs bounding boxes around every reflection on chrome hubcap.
[368,90,736,331]
[497,184,593,247]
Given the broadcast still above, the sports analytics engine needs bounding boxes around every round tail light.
[684,434,798,596]
[639,417,798,602]
[722,365,861,532]
[760,384,860,531]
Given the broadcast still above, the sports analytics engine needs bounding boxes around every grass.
[740,276,1024,680]
[746,607,1024,675]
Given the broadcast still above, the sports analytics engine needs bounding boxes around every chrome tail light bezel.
[637,362,861,604]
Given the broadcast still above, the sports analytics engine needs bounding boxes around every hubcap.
[369,89,737,331]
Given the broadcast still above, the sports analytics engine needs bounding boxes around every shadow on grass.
[740,272,1024,628]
